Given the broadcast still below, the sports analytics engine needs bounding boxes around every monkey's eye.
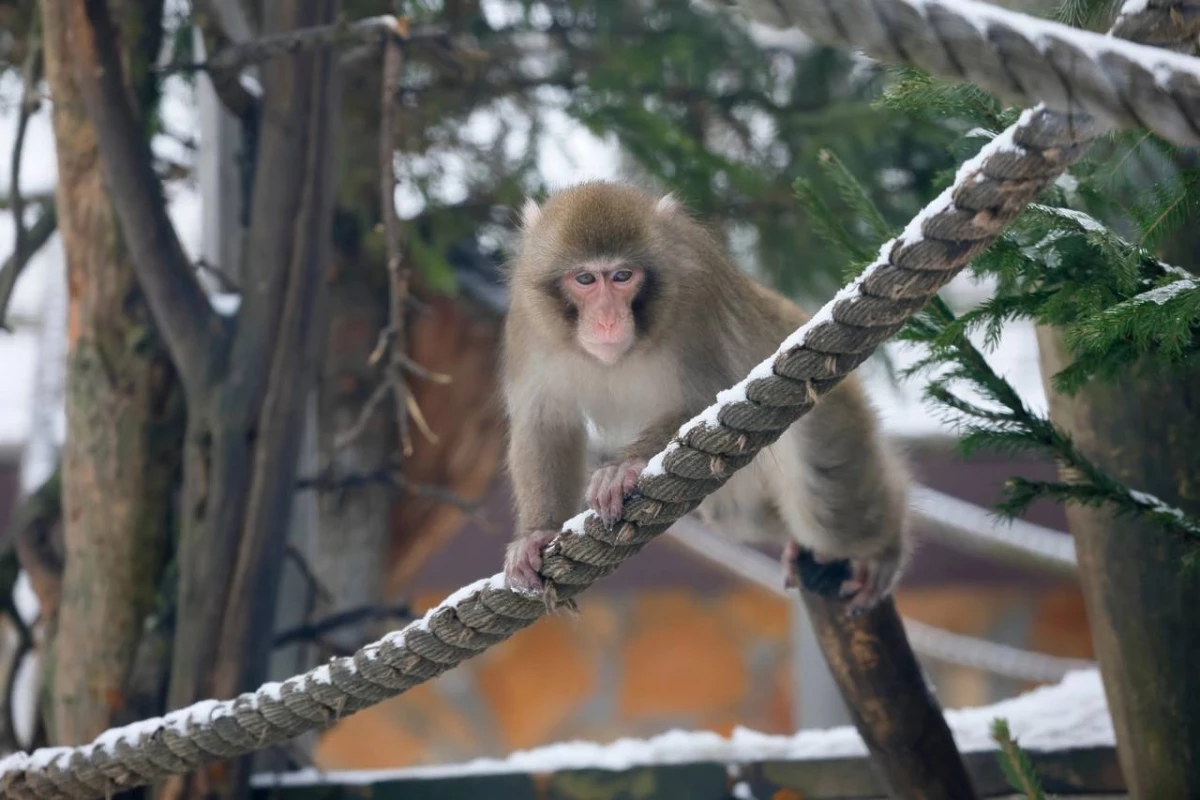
[612,269,634,283]
[575,272,597,286]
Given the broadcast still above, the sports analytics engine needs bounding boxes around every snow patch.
[164,700,222,733]
[1128,487,1197,532]
[94,717,166,756]
[209,292,242,316]
[440,573,508,606]
[1117,0,1149,16]
[251,669,1110,788]
[1131,278,1197,305]
[562,511,593,535]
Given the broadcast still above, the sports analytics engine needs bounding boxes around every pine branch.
[991,719,1047,800]
[160,16,448,76]
[793,176,874,264]
[876,66,1006,131]
[816,149,893,247]
[793,152,897,280]
[1055,277,1200,392]
[903,297,1200,542]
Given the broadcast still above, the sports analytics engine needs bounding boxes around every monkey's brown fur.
[501,182,911,608]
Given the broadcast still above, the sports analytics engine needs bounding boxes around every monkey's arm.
[797,380,912,609]
[503,404,588,590]
[508,408,587,533]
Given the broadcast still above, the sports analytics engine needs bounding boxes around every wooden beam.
[797,549,978,799]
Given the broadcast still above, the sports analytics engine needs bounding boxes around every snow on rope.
[0,101,1095,800]
[731,0,1200,146]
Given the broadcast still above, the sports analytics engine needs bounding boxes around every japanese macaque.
[501,181,911,611]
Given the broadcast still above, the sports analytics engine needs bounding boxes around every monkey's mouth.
[579,337,633,365]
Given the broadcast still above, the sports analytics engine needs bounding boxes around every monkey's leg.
[786,546,852,597]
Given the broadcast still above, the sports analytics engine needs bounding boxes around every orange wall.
[315,583,1092,771]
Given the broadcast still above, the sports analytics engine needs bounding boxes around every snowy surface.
[251,668,1110,787]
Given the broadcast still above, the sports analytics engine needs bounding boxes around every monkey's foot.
[838,552,902,615]
[586,458,647,527]
[790,548,899,616]
[504,530,559,592]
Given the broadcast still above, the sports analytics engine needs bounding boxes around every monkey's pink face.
[564,264,645,365]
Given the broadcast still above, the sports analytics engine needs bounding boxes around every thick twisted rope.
[1111,0,1200,54]
[8,0,1190,793]
[0,103,1095,800]
[732,0,1200,145]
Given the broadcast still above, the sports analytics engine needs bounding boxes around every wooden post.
[799,577,978,799]
[1037,326,1200,798]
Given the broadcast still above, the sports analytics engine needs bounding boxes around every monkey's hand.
[504,530,560,592]
[586,458,647,527]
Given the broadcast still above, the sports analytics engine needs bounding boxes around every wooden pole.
[1037,327,1200,797]
[797,553,978,800]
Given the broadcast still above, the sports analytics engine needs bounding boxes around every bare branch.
[195,0,256,44]
[284,543,333,605]
[337,37,450,457]
[333,380,392,450]
[193,257,240,294]
[0,606,33,752]
[0,191,53,212]
[73,0,222,390]
[0,201,57,332]
[272,602,413,650]
[9,11,42,277]
[162,16,448,77]
[191,0,260,120]
[0,539,34,752]
[0,15,51,334]
[6,469,63,623]
[380,36,413,455]
[295,465,485,517]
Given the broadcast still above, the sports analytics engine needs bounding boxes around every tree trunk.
[161,3,344,796]
[1036,326,1200,798]
[55,1,341,794]
[314,256,394,650]
[39,0,183,747]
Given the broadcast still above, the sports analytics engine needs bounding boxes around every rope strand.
[733,0,1200,145]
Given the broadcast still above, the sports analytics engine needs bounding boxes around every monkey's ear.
[655,193,680,215]
[519,198,542,229]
